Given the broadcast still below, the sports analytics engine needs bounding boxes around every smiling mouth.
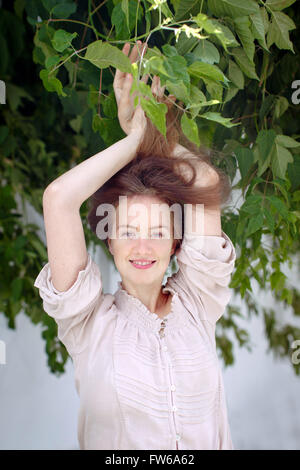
[129,260,156,268]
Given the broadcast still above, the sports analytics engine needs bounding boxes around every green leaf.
[230,48,259,80]
[102,93,118,119]
[224,84,239,103]
[235,147,254,179]
[30,238,48,259]
[228,59,244,89]
[240,195,263,215]
[91,115,121,146]
[256,129,277,176]
[274,96,289,119]
[208,0,259,18]
[52,2,77,18]
[233,16,255,63]
[140,97,168,137]
[267,11,296,51]
[275,135,300,148]
[51,29,77,53]
[14,0,26,19]
[34,23,56,58]
[271,143,294,180]
[194,14,239,51]
[39,69,66,97]
[0,126,9,145]
[6,83,34,111]
[186,85,208,118]
[270,271,286,292]
[174,0,202,21]
[92,113,102,133]
[287,153,300,191]
[205,80,224,101]
[266,194,289,219]
[199,112,238,128]
[257,129,277,157]
[250,8,269,51]
[270,178,290,204]
[84,40,131,72]
[163,80,190,104]
[265,0,296,10]
[69,115,82,133]
[181,113,200,146]
[188,61,227,84]
[259,94,276,121]
[193,40,220,64]
[45,55,61,70]
[121,0,130,33]
[245,212,264,237]
[208,19,240,49]
[263,207,276,233]
[42,0,57,12]
[11,278,23,302]
[111,1,143,38]
[0,32,9,75]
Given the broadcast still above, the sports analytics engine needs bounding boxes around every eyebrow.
[117,224,170,230]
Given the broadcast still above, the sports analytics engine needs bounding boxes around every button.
[163,345,168,351]
[176,434,181,441]
[172,406,177,412]
[170,385,176,391]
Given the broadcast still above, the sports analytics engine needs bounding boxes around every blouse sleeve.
[33,253,103,357]
[166,230,236,325]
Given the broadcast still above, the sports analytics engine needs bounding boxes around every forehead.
[116,195,172,224]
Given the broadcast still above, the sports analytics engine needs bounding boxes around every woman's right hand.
[113,41,169,139]
[113,41,148,138]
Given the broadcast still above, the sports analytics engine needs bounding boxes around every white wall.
[0,193,299,450]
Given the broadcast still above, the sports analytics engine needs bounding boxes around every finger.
[120,73,135,104]
[151,75,165,97]
[141,73,149,84]
[136,42,148,63]
[156,76,166,96]
[130,41,147,64]
[114,42,131,87]
[166,94,177,109]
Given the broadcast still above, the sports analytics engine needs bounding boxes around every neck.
[120,279,169,314]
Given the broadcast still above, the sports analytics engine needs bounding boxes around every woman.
[34,41,236,450]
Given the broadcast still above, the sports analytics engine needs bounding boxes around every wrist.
[128,129,144,146]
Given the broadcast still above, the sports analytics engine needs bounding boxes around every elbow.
[42,181,66,208]
[42,182,80,211]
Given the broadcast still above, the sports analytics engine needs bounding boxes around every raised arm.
[165,144,235,325]
[43,132,143,293]
[172,143,222,237]
[42,41,148,293]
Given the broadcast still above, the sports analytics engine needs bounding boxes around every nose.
[132,236,154,254]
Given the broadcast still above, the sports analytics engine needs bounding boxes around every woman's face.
[107,195,177,286]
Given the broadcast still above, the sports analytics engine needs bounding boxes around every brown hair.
[87,94,232,264]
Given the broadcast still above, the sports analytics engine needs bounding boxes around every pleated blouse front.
[33,230,236,450]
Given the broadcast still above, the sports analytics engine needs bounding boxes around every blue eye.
[152,232,163,238]
[120,231,136,239]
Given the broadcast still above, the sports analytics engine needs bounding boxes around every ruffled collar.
[113,281,189,335]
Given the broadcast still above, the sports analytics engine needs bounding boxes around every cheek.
[156,240,174,258]
[112,241,132,260]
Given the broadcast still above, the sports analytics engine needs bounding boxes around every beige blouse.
[34,230,236,450]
